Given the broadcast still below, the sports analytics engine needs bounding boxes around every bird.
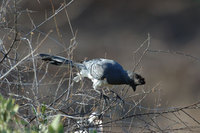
[39,53,145,94]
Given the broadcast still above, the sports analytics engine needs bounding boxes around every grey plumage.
[39,53,145,93]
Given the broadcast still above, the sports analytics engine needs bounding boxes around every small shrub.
[0,95,63,133]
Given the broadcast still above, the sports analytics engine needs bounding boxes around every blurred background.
[18,0,200,104]
[1,0,200,132]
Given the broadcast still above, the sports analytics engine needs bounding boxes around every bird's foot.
[100,92,109,105]
[110,90,124,104]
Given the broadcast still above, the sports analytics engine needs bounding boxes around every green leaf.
[56,125,64,133]
[3,112,7,121]
[32,107,37,115]
[41,105,46,114]
[51,115,61,130]
[6,99,14,111]
[48,125,55,133]
[48,115,64,133]
[13,105,19,113]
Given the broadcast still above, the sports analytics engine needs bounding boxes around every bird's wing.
[90,63,105,80]
[83,59,106,80]
[86,58,130,85]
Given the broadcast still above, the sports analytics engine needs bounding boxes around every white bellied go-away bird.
[39,53,145,94]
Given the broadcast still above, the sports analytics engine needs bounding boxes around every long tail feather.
[39,53,74,66]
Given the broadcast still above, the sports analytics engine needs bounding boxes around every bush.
[0,95,63,133]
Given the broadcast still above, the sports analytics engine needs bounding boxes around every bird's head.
[128,71,145,91]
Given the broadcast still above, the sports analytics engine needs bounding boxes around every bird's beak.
[132,85,136,91]
[140,78,145,85]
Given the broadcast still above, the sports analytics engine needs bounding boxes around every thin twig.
[133,33,151,71]
[0,30,52,80]
[25,0,74,36]
[147,49,200,62]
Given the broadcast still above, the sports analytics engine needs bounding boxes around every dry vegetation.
[0,0,200,132]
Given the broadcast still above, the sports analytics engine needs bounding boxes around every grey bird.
[39,53,145,94]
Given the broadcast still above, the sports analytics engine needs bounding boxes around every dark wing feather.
[39,53,85,69]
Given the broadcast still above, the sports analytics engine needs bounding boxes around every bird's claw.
[100,92,109,104]
[110,90,124,104]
